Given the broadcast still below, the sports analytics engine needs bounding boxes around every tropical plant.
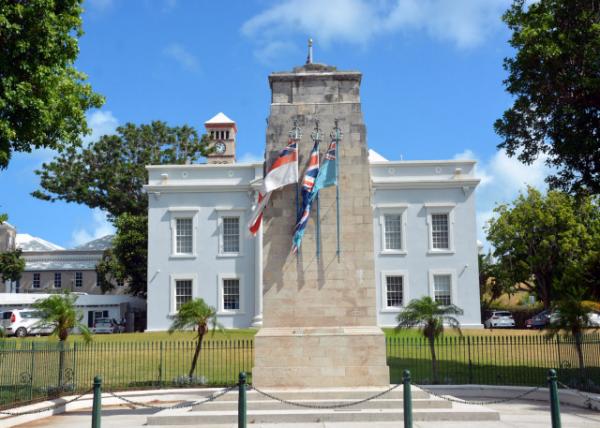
[32,292,91,388]
[546,288,599,385]
[168,298,223,379]
[33,292,91,342]
[396,296,463,383]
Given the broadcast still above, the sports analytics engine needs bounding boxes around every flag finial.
[306,38,313,64]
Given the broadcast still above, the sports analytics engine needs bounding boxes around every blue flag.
[292,140,320,252]
[310,139,337,200]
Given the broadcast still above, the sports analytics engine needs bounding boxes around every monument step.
[200,387,429,401]
[146,403,500,426]
[191,397,452,411]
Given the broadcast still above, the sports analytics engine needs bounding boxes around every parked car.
[483,310,516,328]
[525,310,551,329]
[0,309,53,337]
[92,318,124,334]
[549,310,600,327]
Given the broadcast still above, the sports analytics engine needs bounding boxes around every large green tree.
[495,0,600,194]
[486,187,600,308]
[0,248,25,291]
[0,0,103,169]
[34,122,212,296]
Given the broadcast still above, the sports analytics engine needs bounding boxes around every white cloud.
[242,0,509,58]
[238,152,264,164]
[254,41,299,66]
[85,110,119,143]
[163,43,200,71]
[455,148,553,252]
[71,209,115,247]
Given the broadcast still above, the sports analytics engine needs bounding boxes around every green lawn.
[2,329,598,410]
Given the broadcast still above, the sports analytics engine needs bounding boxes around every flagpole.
[316,194,320,257]
[311,119,322,259]
[332,120,342,261]
[289,120,302,253]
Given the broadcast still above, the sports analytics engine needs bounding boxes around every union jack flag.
[292,140,320,252]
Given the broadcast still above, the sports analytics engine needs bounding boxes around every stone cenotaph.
[252,58,390,388]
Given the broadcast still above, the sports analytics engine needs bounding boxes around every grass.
[1,328,599,409]
[1,326,549,345]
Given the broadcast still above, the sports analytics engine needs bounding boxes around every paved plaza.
[13,399,600,428]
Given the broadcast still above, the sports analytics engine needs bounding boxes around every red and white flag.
[248,139,298,235]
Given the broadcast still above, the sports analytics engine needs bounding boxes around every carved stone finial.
[306,38,313,64]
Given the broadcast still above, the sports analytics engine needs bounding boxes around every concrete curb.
[422,384,600,411]
[0,387,225,428]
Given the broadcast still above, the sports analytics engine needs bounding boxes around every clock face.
[215,142,226,154]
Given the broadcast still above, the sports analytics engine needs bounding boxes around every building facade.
[6,234,127,295]
[146,114,482,331]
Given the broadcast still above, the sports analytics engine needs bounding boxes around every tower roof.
[205,112,235,125]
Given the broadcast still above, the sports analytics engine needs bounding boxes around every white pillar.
[251,217,264,327]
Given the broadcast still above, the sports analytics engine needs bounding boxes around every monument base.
[252,326,390,388]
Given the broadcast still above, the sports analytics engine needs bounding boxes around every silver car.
[484,310,516,328]
[1,309,53,337]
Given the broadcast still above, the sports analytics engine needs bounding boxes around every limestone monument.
[252,41,390,388]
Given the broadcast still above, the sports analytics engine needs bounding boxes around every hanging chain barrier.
[0,387,94,417]
[105,384,237,410]
[557,381,600,409]
[249,383,402,409]
[413,383,542,406]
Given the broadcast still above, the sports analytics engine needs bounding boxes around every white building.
[145,113,482,331]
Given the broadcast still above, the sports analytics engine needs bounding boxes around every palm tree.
[33,292,91,388]
[546,289,598,385]
[168,298,223,379]
[396,296,463,383]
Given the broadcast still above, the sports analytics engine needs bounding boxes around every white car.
[550,311,600,327]
[1,309,53,337]
[484,310,516,328]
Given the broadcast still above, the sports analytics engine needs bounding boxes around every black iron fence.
[1,333,599,410]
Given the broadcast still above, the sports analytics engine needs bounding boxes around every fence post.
[29,342,35,401]
[158,341,164,387]
[548,369,561,428]
[403,369,413,428]
[238,372,247,428]
[467,336,473,384]
[92,376,102,428]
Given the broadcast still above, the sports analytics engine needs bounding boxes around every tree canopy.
[0,248,25,284]
[0,0,103,169]
[486,187,600,308]
[33,121,210,218]
[495,0,600,194]
[35,121,212,296]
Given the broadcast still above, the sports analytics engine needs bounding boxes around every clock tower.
[205,112,237,164]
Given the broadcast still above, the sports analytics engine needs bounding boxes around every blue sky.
[0,0,550,249]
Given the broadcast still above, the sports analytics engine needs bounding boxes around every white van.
[1,309,54,337]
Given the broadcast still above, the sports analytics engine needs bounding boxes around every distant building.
[5,233,127,295]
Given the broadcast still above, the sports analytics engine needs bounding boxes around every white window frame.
[380,270,409,313]
[425,203,455,254]
[169,273,198,315]
[216,208,245,258]
[169,208,199,259]
[377,204,408,255]
[428,269,458,306]
[217,273,244,315]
